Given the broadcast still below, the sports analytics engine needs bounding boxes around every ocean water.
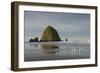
[24,41,90,61]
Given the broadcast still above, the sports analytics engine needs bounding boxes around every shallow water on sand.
[24,41,90,61]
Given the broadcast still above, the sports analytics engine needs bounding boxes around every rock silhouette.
[29,37,38,42]
[65,38,68,41]
[40,26,61,42]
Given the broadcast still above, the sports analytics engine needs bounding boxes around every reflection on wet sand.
[24,42,90,61]
[29,43,38,47]
[41,44,59,54]
[29,43,89,57]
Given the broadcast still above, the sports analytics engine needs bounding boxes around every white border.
[18,5,96,68]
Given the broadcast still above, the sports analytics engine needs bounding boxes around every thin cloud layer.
[24,11,90,42]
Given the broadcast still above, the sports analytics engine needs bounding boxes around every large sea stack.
[40,26,61,42]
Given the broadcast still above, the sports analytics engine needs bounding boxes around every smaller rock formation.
[29,37,38,42]
[65,38,68,41]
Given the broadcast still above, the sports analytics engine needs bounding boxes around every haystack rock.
[40,26,61,42]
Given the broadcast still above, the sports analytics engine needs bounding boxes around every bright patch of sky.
[24,11,90,42]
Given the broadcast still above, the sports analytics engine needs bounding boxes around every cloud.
[24,11,90,41]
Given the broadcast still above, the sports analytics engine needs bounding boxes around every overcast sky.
[24,11,90,42]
